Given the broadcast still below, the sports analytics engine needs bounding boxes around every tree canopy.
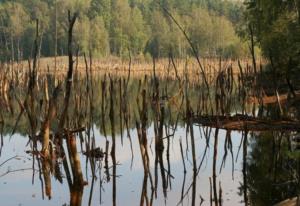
[0,0,247,61]
[242,0,300,74]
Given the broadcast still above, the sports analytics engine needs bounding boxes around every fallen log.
[193,114,300,131]
[274,197,300,206]
[247,90,300,104]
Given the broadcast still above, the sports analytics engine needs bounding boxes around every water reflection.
[246,131,300,205]
[0,73,299,206]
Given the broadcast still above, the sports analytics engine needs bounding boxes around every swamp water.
[0,75,299,206]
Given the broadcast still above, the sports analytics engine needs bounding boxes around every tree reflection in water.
[0,58,300,205]
[246,131,300,206]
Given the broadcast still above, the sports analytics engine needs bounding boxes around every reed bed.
[1,56,256,84]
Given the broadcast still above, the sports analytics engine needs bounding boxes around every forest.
[1,0,298,76]
[0,0,248,61]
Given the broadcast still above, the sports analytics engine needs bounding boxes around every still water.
[1,127,245,206]
[0,75,298,206]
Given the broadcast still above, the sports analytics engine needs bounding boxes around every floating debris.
[83,147,105,159]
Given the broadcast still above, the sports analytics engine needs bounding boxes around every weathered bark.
[41,84,60,157]
[42,158,52,199]
[58,11,78,132]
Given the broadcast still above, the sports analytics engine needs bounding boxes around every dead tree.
[58,11,79,132]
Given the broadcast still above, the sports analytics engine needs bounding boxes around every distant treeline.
[0,0,250,61]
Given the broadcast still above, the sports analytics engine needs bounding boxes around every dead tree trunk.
[58,11,78,132]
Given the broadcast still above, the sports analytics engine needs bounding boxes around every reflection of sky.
[0,125,246,206]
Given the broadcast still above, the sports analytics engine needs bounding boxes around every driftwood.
[274,197,300,206]
[247,90,300,104]
[193,114,300,131]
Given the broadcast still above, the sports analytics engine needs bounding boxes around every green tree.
[128,7,148,56]
[145,10,170,58]
[89,16,109,57]
[89,0,111,28]
[243,0,300,75]
[0,0,246,60]
[0,2,29,61]
[74,16,109,57]
[186,7,214,56]
[110,0,131,56]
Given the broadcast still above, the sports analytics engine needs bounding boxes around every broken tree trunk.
[247,90,300,105]
[58,11,78,132]
[193,114,300,131]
